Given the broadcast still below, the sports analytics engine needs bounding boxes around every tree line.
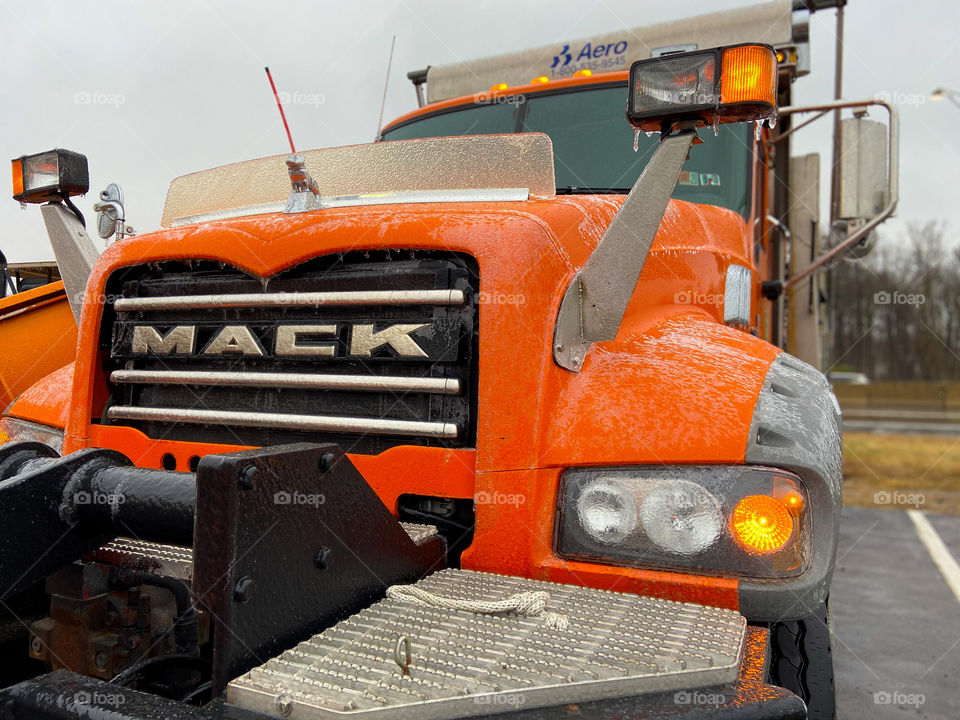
[827,221,960,381]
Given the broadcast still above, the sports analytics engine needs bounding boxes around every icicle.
[645,130,654,137]
[633,127,640,152]
[712,113,720,137]
[754,120,762,142]
[767,113,778,129]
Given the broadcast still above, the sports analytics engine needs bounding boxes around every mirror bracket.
[775,99,899,289]
[94,183,136,242]
[553,129,697,372]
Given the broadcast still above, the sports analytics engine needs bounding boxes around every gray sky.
[1,0,956,262]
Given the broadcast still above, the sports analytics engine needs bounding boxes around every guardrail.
[834,382,960,412]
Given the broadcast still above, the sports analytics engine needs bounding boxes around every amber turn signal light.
[720,45,777,108]
[730,494,794,555]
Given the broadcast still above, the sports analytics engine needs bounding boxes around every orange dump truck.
[0,3,896,719]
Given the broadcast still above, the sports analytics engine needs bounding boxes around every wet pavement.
[832,506,960,719]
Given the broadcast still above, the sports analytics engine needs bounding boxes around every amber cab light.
[720,44,777,107]
[11,148,89,204]
[628,43,778,133]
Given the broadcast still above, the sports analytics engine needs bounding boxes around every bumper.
[0,628,804,720]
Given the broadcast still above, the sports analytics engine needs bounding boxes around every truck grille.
[99,251,478,453]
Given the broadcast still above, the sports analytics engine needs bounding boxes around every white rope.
[386,585,569,630]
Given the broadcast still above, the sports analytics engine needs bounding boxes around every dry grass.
[842,432,960,515]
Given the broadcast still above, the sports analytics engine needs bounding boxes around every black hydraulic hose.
[109,568,198,656]
[61,194,86,228]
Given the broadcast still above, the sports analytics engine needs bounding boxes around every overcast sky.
[1,0,956,262]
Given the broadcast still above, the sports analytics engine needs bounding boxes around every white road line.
[908,510,960,605]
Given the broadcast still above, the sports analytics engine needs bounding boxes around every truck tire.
[767,600,835,720]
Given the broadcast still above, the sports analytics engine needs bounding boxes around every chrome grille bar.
[107,406,458,439]
[114,289,465,312]
[110,369,461,395]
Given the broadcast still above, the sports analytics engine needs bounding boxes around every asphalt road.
[841,408,960,435]
[832,506,960,719]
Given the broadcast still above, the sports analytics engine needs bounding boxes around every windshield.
[382,84,753,217]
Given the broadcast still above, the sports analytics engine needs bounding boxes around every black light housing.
[12,149,89,204]
[627,44,778,134]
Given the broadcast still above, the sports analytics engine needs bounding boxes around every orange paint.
[0,282,77,410]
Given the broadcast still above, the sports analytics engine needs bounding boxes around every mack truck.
[0,2,897,719]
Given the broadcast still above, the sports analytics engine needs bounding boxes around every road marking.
[908,510,960,604]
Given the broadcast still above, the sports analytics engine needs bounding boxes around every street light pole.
[930,88,960,110]
[829,2,845,229]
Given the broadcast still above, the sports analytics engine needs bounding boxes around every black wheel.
[767,600,836,720]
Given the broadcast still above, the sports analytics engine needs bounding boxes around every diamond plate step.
[91,523,437,582]
[94,537,194,580]
[227,569,746,720]
[398,522,438,546]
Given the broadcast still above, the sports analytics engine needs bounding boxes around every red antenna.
[264,66,296,154]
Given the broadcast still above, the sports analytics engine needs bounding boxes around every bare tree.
[828,222,958,381]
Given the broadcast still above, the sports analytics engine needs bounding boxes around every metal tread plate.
[93,537,194,580]
[227,569,746,720]
[91,525,437,580]
[398,522,439,546]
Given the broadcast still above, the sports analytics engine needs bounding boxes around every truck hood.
[53,188,765,471]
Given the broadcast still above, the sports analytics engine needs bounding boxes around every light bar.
[11,149,89,204]
[628,43,778,133]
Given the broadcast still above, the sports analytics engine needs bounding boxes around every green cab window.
[382,85,752,217]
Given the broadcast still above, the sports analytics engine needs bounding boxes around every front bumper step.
[227,569,747,720]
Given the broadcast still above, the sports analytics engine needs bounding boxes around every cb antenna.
[265,66,297,154]
[375,35,397,140]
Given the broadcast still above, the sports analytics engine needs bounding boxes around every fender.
[0,282,77,411]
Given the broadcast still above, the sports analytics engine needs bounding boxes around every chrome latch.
[94,183,135,242]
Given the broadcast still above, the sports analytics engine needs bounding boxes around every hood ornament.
[283,154,321,213]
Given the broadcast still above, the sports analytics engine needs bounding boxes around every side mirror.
[838,113,889,220]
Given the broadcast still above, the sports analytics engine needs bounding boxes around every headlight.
[556,465,809,579]
[0,416,64,453]
[640,479,723,555]
[576,479,638,544]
